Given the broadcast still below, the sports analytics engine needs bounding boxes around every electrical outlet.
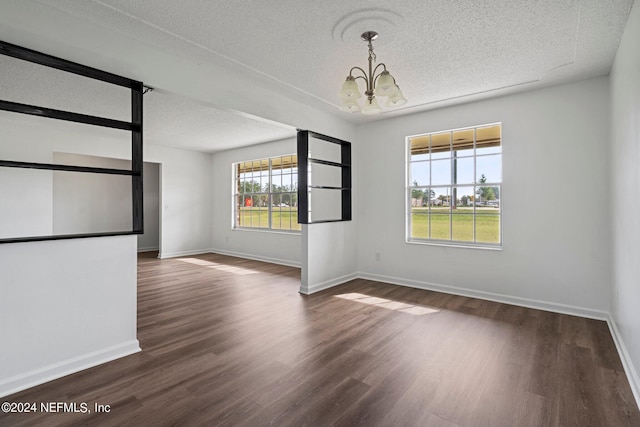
[375,252,381,261]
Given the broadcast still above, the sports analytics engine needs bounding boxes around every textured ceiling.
[143,90,295,153]
[0,0,635,151]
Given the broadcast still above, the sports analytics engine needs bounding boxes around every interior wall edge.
[0,340,140,399]
[157,249,212,259]
[299,272,359,295]
[208,249,301,269]
[356,271,609,320]
[607,315,640,410]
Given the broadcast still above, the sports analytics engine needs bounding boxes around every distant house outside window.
[407,123,502,248]
[234,155,300,232]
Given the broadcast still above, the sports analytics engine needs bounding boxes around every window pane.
[259,208,267,228]
[411,187,429,207]
[272,206,297,231]
[281,156,292,174]
[410,212,429,239]
[431,160,451,185]
[474,184,500,208]
[452,128,474,155]
[430,132,451,159]
[476,154,501,183]
[453,157,473,184]
[281,173,292,191]
[410,135,429,161]
[260,170,269,192]
[271,207,282,230]
[453,186,474,209]
[430,214,450,240]
[432,187,451,208]
[476,124,501,155]
[240,205,252,227]
[452,213,473,242]
[238,173,247,193]
[410,161,430,186]
[271,174,282,191]
[476,214,500,243]
[485,185,501,210]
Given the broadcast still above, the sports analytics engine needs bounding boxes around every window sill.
[233,227,301,236]
[406,238,502,251]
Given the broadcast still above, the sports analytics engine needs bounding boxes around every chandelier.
[339,31,407,114]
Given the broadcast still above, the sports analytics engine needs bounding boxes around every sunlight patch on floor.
[335,293,439,315]
[177,258,259,275]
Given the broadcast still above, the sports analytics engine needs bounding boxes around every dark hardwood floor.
[2,252,639,426]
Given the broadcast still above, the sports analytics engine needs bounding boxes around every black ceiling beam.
[0,40,139,88]
[0,100,137,131]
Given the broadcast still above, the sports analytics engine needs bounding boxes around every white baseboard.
[209,248,301,268]
[0,340,140,399]
[607,315,640,410]
[356,272,609,321]
[300,273,358,295]
[158,249,211,259]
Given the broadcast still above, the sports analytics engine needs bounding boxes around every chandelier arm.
[372,63,387,78]
[349,66,368,79]
[373,73,381,88]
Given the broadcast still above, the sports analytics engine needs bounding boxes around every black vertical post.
[132,82,144,233]
[341,142,352,221]
[297,130,309,224]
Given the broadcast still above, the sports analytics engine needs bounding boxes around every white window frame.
[406,123,502,249]
[233,154,300,233]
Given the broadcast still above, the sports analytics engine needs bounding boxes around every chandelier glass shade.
[339,31,406,114]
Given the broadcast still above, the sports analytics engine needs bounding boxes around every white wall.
[211,138,301,266]
[610,0,640,403]
[0,235,139,398]
[301,220,358,294]
[145,144,212,258]
[52,153,131,235]
[357,77,611,316]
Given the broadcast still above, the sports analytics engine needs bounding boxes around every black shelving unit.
[0,40,144,243]
[297,130,351,224]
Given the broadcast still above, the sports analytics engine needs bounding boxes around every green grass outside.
[410,207,500,243]
[238,207,301,231]
[238,207,499,243]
